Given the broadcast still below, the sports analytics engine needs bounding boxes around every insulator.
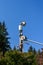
[19,25,22,31]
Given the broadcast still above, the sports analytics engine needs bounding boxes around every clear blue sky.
[0,0,43,52]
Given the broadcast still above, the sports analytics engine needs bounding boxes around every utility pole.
[18,22,26,52]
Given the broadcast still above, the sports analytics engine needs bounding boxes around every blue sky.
[0,0,43,52]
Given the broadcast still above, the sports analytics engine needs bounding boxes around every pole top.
[20,21,26,26]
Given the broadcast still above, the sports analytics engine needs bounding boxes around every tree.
[5,50,23,65]
[28,46,37,65]
[0,22,11,56]
[37,49,41,54]
[0,50,38,65]
[13,46,16,50]
[25,52,37,65]
[28,46,33,52]
[33,48,36,55]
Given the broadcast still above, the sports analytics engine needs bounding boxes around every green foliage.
[5,50,23,65]
[0,22,11,56]
[0,50,38,65]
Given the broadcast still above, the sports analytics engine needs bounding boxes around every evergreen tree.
[33,48,36,54]
[13,46,16,50]
[28,46,33,52]
[0,22,11,56]
[37,49,41,54]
